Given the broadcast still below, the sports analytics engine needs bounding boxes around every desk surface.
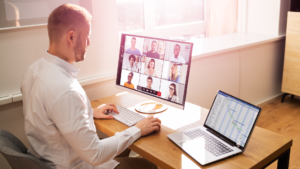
[91,92,293,169]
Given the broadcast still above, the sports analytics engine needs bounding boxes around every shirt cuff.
[125,126,141,142]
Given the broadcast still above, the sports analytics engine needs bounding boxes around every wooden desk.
[91,92,293,169]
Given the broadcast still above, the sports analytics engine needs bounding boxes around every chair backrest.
[0,129,51,169]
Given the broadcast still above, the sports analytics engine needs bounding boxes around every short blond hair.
[47,4,92,44]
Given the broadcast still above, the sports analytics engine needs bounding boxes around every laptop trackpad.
[180,138,207,162]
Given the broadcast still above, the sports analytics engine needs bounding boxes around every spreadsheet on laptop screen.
[205,91,260,147]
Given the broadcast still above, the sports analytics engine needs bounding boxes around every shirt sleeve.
[50,91,141,166]
[177,76,180,83]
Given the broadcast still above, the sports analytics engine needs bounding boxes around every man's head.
[47,4,92,63]
[174,44,181,58]
[128,72,133,83]
[129,55,136,65]
[131,37,136,48]
[151,41,157,53]
[147,76,153,89]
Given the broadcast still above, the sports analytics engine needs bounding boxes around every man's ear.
[67,30,75,45]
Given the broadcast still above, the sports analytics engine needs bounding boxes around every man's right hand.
[135,116,161,136]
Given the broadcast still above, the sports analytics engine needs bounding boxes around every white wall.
[187,50,240,109]
[187,39,284,109]
[239,40,284,104]
[246,0,290,36]
[0,0,119,98]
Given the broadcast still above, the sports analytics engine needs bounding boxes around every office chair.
[0,129,51,169]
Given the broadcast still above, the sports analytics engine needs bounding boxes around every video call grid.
[120,36,191,104]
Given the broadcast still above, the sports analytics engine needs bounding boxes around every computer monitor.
[116,34,193,111]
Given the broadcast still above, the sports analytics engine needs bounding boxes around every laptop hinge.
[206,128,236,147]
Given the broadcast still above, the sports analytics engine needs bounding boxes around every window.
[117,0,241,41]
[0,0,93,30]
[117,1,144,32]
[116,0,208,40]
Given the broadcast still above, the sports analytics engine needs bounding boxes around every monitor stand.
[134,101,168,114]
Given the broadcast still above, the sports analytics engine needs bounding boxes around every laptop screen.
[204,91,260,148]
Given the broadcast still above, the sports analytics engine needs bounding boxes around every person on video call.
[169,44,186,64]
[126,37,141,55]
[157,41,165,60]
[124,72,135,90]
[144,59,157,77]
[124,54,138,72]
[146,76,153,89]
[146,40,160,59]
[168,63,181,83]
[21,4,160,169]
[166,83,179,103]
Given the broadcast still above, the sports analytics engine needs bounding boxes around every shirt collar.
[44,51,80,77]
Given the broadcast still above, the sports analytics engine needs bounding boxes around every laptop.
[167,90,261,165]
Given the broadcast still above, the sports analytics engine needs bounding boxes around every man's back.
[21,52,144,169]
[21,52,93,168]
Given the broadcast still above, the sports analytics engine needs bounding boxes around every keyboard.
[184,128,233,157]
[105,105,145,127]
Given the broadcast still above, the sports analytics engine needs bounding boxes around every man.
[146,40,160,59]
[21,4,160,169]
[125,37,141,55]
[124,54,138,72]
[146,76,153,89]
[169,44,186,64]
[124,72,135,89]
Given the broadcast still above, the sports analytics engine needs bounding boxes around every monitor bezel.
[116,33,194,110]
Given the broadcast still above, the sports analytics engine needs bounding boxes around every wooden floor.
[256,95,300,169]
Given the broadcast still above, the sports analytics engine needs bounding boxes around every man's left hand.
[93,103,119,119]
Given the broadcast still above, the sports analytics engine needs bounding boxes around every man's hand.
[93,103,119,119]
[135,116,161,136]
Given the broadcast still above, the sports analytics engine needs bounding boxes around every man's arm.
[50,91,140,166]
[50,91,161,166]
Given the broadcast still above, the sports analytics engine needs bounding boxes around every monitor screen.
[204,91,261,149]
[116,34,193,109]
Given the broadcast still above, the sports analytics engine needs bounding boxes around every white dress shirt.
[21,51,141,169]
[169,55,186,64]
[124,64,138,72]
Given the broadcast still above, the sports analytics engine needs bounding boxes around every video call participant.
[126,37,141,55]
[124,54,138,72]
[169,44,186,64]
[20,4,160,169]
[147,76,153,89]
[168,63,180,83]
[144,59,157,77]
[166,83,179,103]
[146,40,160,59]
[124,72,135,89]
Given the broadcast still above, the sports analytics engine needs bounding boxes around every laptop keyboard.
[184,128,233,157]
[105,105,145,127]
